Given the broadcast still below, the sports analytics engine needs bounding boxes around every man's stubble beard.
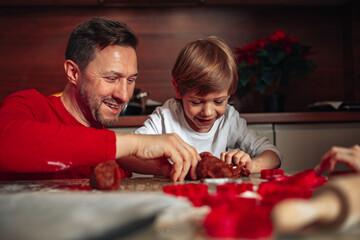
[79,83,121,128]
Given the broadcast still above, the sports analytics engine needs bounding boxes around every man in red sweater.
[0,17,200,182]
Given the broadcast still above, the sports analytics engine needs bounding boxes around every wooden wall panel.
[0,4,357,112]
[351,1,360,101]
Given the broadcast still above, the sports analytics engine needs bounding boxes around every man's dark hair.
[65,17,138,70]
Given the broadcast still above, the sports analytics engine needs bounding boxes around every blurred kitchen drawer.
[275,122,360,172]
[108,127,138,133]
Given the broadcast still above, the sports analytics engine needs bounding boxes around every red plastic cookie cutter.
[258,182,313,207]
[216,182,253,195]
[285,169,326,189]
[204,199,273,239]
[163,183,208,197]
[163,183,209,207]
[260,169,284,180]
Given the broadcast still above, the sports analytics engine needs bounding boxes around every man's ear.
[64,60,80,85]
[171,78,181,99]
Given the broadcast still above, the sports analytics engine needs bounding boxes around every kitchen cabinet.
[275,122,360,172]
[110,127,138,133]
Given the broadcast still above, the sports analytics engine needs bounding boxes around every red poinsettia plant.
[235,30,316,95]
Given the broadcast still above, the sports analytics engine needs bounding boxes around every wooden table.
[0,175,359,240]
[0,174,266,193]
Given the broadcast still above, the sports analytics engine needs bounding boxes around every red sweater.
[0,89,131,180]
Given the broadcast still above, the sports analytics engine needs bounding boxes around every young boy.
[136,36,281,174]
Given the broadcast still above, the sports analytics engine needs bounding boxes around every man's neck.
[60,84,92,127]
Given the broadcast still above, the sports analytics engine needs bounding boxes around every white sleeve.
[234,115,282,161]
[134,107,163,135]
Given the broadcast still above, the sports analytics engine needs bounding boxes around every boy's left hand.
[220,149,253,172]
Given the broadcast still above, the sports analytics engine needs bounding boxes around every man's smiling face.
[78,45,138,127]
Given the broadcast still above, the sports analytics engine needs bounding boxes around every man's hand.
[115,133,200,182]
[315,145,360,175]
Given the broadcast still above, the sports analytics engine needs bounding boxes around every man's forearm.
[116,156,171,177]
[115,132,137,159]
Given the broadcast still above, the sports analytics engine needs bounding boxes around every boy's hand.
[220,149,253,172]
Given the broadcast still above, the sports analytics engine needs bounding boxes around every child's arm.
[229,110,282,173]
[250,150,281,173]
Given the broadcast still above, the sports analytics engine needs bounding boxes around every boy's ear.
[171,78,181,99]
[64,60,80,85]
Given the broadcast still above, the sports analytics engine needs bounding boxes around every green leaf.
[307,60,317,70]
[237,61,247,69]
[262,71,275,85]
[254,75,267,93]
[260,58,274,71]
[300,64,313,75]
[255,82,267,94]
[238,67,252,86]
[268,48,286,65]
[293,72,305,81]
[256,49,267,57]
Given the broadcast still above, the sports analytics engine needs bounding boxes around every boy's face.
[181,89,230,133]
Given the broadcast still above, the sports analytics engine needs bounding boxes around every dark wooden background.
[0,0,359,112]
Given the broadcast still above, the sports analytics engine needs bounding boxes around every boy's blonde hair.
[172,36,238,97]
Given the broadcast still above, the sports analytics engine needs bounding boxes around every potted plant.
[235,30,316,112]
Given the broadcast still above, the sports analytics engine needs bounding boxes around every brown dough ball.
[89,160,121,190]
[196,156,237,179]
[196,155,251,179]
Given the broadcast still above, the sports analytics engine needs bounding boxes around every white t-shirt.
[135,98,281,160]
